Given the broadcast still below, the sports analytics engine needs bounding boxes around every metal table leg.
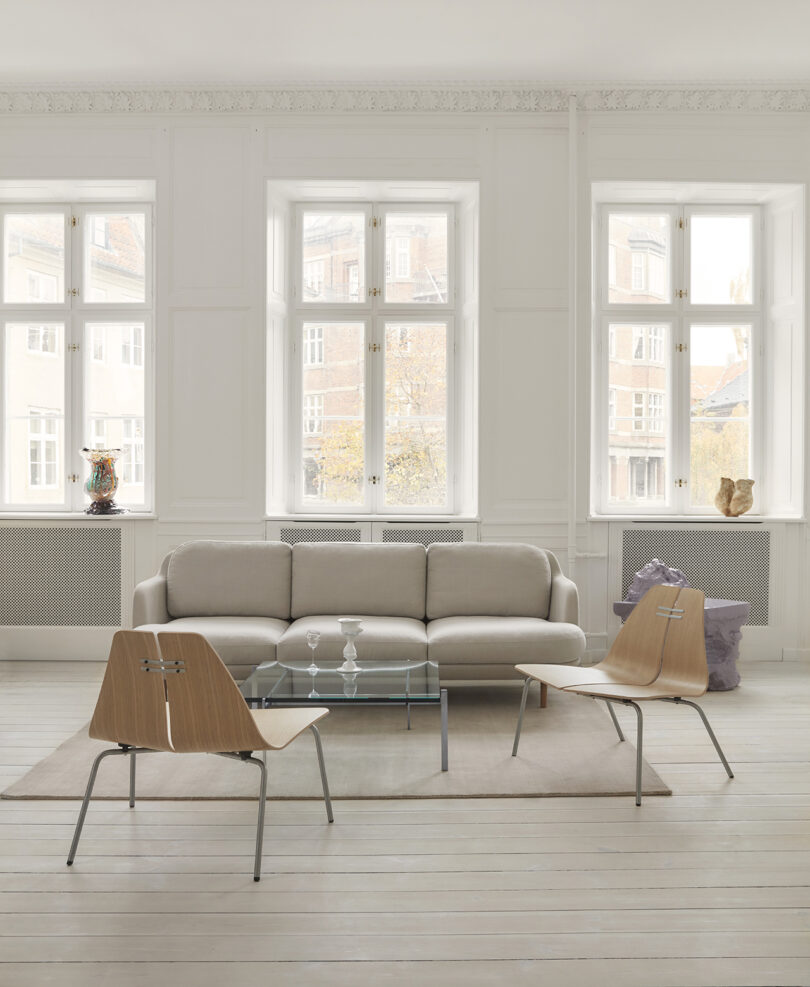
[440,688,448,771]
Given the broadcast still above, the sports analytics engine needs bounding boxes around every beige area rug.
[1,686,670,800]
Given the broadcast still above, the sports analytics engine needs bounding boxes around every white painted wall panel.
[480,312,569,523]
[493,128,568,293]
[0,125,158,176]
[266,124,481,177]
[170,126,251,292]
[162,308,262,520]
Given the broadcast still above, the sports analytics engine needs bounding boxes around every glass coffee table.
[240,659,448,771]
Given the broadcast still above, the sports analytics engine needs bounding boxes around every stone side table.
[613,597,751,691]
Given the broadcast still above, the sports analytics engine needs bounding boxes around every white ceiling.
[4,0,810,88]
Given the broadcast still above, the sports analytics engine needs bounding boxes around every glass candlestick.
[306,630,321,698]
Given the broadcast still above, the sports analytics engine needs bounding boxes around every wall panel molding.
[1,85,810,116]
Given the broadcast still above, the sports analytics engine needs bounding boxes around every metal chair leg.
[310,724,334,823]
[249,755,268,882]
[624,700,644,806]
[604,700,625,742]
[512,678,532,757]
[68,746,151,866]
[660,697,734,778]
[129,752,136,808]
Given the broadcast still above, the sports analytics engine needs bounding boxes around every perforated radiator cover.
[0,526,122,626]
[621,527,769,625]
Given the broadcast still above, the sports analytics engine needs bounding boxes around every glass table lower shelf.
[240,659,448,771]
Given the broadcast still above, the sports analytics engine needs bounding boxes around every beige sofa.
[133,540,586,682]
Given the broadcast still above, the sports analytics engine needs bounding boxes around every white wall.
[0,93,808,661]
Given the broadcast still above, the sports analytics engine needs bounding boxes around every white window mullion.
[67,311,82,510]
[368,317,381,513]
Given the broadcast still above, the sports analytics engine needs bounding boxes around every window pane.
[5,322,65,504]
[85,211,146,303]
[384,322,447,507]
[607,323,669,505]
[689,324,750,507]
[690,215,753,305]
[384,213,448,304]
[85,323,147,506]
[301,212,365,303]
[608,213,671,304]
[4,213,65,304]
[301,322,365,505]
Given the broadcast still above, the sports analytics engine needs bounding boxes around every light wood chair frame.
[512,586,734,805]
[67,631,333,881]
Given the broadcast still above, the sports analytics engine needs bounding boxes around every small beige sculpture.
[714,477,734,517]
[728,478,755,517]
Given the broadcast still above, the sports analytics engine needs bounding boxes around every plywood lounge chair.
[512,586,734,804]
[67,631,333,880]
[512,584,683,753]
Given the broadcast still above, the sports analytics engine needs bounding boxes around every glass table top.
[240,659,441,705]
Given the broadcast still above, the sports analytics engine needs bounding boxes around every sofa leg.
[539,683,548,709]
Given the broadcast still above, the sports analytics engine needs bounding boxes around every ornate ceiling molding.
[0,85,808,115]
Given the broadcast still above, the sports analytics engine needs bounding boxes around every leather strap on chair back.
[602,584,683,685]
[157,633,267,753]
[88,631,173,750]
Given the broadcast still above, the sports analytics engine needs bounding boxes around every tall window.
[1,204,152,510]
[596,204,757,513]
[294,203,454,512]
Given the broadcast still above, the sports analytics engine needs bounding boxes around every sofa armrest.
[132,553,171,627]
[546,550,580,625]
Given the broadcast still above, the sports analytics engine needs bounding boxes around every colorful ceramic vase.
[81,447,126,515]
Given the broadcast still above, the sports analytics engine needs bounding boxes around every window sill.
[587,514,805,523]
[266,513,480,524]
[0,512,157,521]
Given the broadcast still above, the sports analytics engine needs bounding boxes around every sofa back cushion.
[426,543,552,619]
[167,541,292,619]
[291,542,427,619]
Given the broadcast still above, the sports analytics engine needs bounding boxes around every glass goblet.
[306,630,321,698]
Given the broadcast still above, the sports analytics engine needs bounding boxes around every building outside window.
[304,324,324,365]
[121,324,143,367]
[28,410,58,487]
[632,392,645,431]
[26,324,57,354]
[303,393,324,435]
[121,417,144,484]
[648,391,664,432]
[91,324,106,362]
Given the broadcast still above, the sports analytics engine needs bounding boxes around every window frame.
[594,202,761,516]
[0,202,153,513]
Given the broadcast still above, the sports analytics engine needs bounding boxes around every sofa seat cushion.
[427,616,586,665]
[427,543,552,619]
[167,540,292,619]
[137,616,289,681]
[278,616,427,662]
[291,542,427,619]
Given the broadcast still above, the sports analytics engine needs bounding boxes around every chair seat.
[515,663,642,691]
[250,707,329,750]
[562,680,705,701]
